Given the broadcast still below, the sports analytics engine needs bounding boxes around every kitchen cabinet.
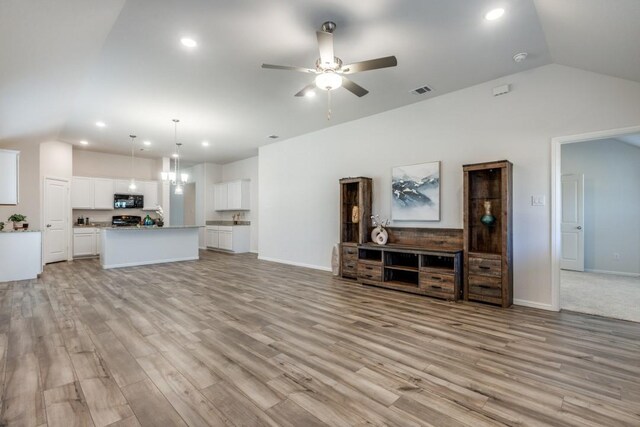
[214,179,250,211]
[214,183,228,211]
[114,179,131,194]
[73,227,99,257]
[142,181,159,210]
[72,176,115,210]
[0,149,19,205]
[205,225,250,253]
[93,178,114,209]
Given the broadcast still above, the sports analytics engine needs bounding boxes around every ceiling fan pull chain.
[327,90,332,120]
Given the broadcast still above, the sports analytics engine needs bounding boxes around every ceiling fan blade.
[341,77,369,97]
[341,56,398,74]
[316,31,335,67]
[294,84,316,97]
[262,64,316,73]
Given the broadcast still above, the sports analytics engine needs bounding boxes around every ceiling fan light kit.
[262,21,397,119]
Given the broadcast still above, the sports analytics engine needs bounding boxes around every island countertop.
[102,225,202,231]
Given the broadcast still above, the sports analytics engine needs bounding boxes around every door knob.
[576,226,582,230]
[46,224,51,228]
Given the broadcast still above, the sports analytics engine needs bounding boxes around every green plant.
[8,214,26,223]
[0,221,4,231]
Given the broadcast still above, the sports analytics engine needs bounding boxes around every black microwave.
[114,194,144,209]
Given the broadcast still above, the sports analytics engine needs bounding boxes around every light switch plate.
[531,195,545,206]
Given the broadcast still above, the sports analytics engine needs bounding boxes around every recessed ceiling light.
[80,140,88,145]
[305,91,316,98]
[95,121,106,128]
[485,8,505,20]
[143,140,151,146]
[181,37,197,48]
[202,141,209,147]
[172,153,179,158]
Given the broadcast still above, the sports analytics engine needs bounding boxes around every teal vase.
[143,215,153,226]
[481,201,496,226]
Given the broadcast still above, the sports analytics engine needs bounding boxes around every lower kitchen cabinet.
[73,228,100,257]
[205,225,250,253]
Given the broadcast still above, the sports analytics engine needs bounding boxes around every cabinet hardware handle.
[430,285,442,290]
[431,276,442,281]
[479,284,491,289]
[479,266,490,270]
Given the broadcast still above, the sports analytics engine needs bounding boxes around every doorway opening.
[551,127,640,322]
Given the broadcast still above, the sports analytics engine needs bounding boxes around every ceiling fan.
[262,21,397,100]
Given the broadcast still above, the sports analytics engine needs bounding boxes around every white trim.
[513,299,555,311]
[584,269,640,278]
[101,256,199,269]
[550,124,640,312]
[258,256,332,272]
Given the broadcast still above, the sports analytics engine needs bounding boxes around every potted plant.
[8,214,27,230]
[0,221,4,231]
[154,205,164,227]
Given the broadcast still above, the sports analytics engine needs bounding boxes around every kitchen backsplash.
[72,208,158,224]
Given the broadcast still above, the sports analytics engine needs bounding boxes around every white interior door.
[44,178,69,263]
[561,174,584,271]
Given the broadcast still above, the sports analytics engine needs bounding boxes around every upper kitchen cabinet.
[93,178,115,209]
[142,181,158,210]
[0,149,19,205]
[214,179,250,211]
[71,176,114,210]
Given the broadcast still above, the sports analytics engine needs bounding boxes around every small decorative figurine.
[351,205,359,223]
[370,214,390,245]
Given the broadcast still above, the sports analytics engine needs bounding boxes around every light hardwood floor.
[1,250,639,426]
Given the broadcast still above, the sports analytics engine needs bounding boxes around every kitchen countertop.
[103,225,202,231]
[205,220,250,226]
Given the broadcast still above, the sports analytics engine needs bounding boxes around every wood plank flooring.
[1,250,639,426]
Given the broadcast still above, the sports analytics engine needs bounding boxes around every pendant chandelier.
[128,134,137,191]
[161,119,189,194]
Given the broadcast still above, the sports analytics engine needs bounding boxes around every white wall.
[0,140,40,228]
[221,156,259,252]
[259,64,640,309]
[73,149,159,180]
[562,138,640,275]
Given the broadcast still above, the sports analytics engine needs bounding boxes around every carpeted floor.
[561,270,640,322]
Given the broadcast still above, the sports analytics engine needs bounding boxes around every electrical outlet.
[531,195,545,206]
[613,253,620,260]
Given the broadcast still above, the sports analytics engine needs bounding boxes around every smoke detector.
[513,52,528,63]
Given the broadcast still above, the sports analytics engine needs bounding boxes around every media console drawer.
[358,263,382,282]
[419,272,455,292]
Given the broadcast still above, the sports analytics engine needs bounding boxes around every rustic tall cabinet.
[463,160,513,307]
[339,177,372,279]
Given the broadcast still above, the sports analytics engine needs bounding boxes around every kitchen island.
[0,230,42,282]
[100,226,201,269]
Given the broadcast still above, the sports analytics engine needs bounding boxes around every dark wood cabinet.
[463,160,513,307]
[357,244,463,301]
[339,177,372,279]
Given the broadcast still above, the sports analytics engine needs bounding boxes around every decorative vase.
[371,226,388,245]
[143,215,154,226]
[156,219,164,227]
[13,222,21,230]
[480,200,496,226]
[351,205,359,223]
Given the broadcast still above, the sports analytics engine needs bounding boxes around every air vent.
[410,85,432,95]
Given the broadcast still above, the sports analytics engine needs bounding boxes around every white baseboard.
[513,299,556,311]
[258,256,332,272]
[584,268,640,278]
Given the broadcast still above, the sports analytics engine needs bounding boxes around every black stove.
[112,215,141,227]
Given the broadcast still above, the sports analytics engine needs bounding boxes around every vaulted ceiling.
[1,0,639,163]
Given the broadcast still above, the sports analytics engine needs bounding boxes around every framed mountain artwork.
[391,161,440,221]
